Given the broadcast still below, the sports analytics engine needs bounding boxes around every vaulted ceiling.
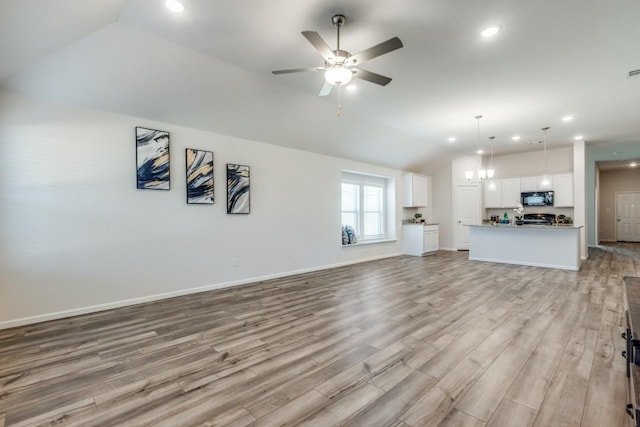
[2,0,639,171]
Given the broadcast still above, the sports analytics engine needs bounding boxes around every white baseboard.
[0,252,402,330]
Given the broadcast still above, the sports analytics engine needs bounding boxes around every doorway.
[616,191,640,242]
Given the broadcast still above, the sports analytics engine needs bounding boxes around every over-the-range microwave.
[521,191,554,206]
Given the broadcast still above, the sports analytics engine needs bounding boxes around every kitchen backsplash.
[485,206,574,219]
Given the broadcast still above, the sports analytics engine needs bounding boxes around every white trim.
[342,239,397,247]
[0,253,402,330]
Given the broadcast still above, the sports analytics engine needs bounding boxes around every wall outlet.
[232,257,239,267]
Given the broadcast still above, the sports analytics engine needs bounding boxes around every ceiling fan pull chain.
[337,85,343,116]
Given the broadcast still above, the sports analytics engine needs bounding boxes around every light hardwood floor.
[1,243,639,426]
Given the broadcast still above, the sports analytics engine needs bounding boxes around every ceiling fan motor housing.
[331,14,346,27]
[326,50,351,65]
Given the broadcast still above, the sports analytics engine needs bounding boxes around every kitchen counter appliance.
[523,213,556,225]
[521,191,554,206]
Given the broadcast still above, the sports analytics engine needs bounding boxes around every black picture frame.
[136,127,170,190]
[186,148,214,204]
[227,163,250,214]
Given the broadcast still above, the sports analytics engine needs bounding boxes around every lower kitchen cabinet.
[403,224,439,256]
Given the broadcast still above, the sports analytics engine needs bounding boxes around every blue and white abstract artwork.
[186,148,214,204]
[136,127,170,190]
[227,163,250,214]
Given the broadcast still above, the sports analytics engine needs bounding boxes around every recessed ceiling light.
[481,26,500,38]
[477,149,484,154]
[512,135,521,141]
[562,115,574,122]
[448,137,456,142]
[165,0,185,13]
[573,135,584,140]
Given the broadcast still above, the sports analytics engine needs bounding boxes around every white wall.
[0,91,403,327]
[598,167,640,241]
[431,163,453,250]
[586,140,640,246]
[573,141,586,260]
[489,146,573,179]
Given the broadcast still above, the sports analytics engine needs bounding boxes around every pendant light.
[465,115,484,181]
[487,136,496,191]
[540,126,551,188]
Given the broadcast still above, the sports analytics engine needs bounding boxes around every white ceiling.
[2,0,639,172]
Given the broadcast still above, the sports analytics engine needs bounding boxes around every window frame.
[341,171,388,242]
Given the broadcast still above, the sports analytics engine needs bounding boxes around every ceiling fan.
[272,14,403,96]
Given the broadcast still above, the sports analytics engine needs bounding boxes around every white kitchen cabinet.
[424,225,439,253]
[483,180,502,208]
[521,176,545,192]
[403,173,429,207]
[483,178,520,208]
[521,175,553,192]
[403,224,439,256]
[553,173,574,207]
[501,178,521,208]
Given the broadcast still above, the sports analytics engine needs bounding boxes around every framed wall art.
[227,163,250,214]
[186,149,214,204]
[136,127,170,190]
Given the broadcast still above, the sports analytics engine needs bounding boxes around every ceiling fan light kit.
[272,14,403,97]
[325,65,352,86]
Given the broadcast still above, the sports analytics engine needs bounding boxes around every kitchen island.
[468,224,583,271]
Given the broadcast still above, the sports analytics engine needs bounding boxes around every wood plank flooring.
[1,242,639,426]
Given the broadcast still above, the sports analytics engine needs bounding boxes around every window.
[341,172,389,242]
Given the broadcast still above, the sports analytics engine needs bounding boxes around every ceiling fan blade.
[302,31,335,61]
[318,81,333,97]
[352,68,392,86]
[349,37,403,65]
[272,67,324,75]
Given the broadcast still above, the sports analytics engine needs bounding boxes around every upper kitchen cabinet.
[520,173,573,206]
[403,173,429,207]
[483,180,502,208]
[483,178,520,208]
[520,176,549,192]
[501,178,522,208]
[553,173,574,207]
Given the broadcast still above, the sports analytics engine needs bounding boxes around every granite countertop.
[467,223,583,230]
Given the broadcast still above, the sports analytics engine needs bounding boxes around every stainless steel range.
[523,213,556,225]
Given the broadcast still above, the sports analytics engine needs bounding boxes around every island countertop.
[467,224,583,230]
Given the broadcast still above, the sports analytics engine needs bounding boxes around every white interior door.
[455,184,480,250]
[617,192,640,242]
